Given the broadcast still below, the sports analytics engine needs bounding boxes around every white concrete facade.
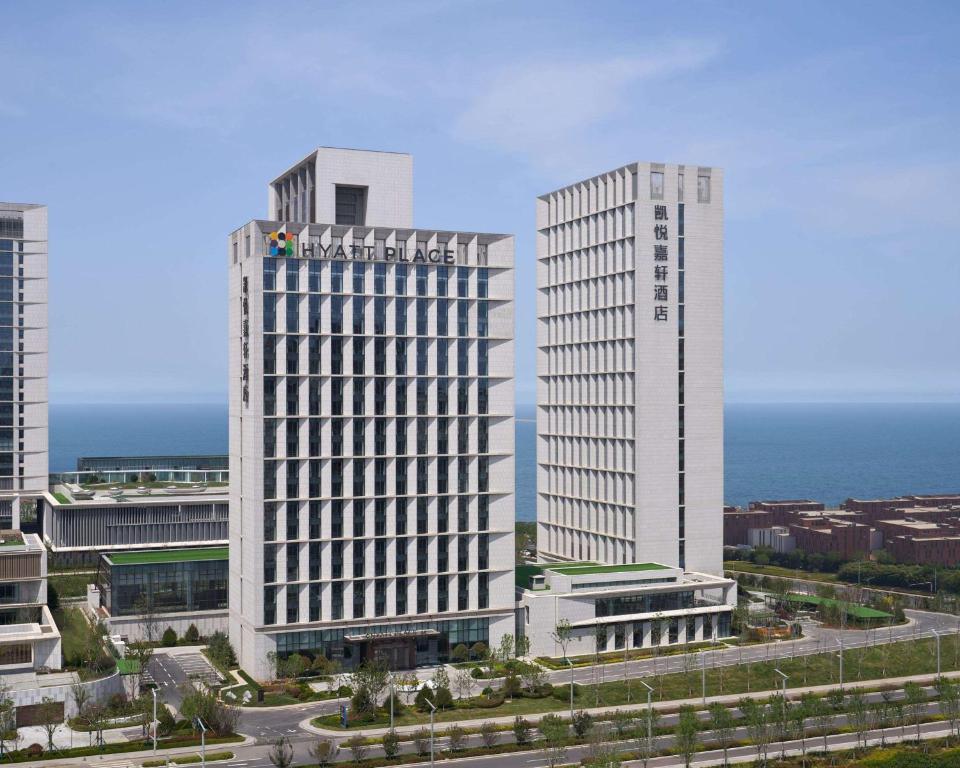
[0,204,48,528]
[230,149,515,680]
[518,562,736,658]
[535,163,724,575]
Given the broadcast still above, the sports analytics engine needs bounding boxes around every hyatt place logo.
[268,231,295,257]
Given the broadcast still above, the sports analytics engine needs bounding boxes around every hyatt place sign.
[268,231,455,265]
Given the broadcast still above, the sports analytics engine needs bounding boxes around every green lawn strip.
[315,633,960,731]
[52,492,70,504]
[48,572,91,597]
[142,750,233,766]
[536,638,746,669]
[0,735,241,764]
[724,561,839,583]
[106,547,228,566]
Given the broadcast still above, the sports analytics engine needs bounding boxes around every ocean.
[51,402,960,521]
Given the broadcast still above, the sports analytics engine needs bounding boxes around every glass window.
[697,175,711,203]
[650,171,664,200]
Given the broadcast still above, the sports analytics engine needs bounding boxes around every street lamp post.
[933,630,942,680]
[193,717,208,768]
[774,668,788,698]
[700,650,706,705]
[426,699,436,768]
[389,675,395,729]
[836,638,844,690]
[151,687,158,755]
[564,657,574,719]
[639,680,654,754]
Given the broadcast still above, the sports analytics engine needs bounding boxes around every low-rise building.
[91,546,229,641]
[0,531,61,672]
[41,484,228,566]
[517,561,735,658]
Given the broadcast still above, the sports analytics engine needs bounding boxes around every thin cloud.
[454,40,721,164]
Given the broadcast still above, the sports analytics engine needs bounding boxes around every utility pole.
[701,650,706,705]
[565,657,574,719]
[933,630,942,680]
[774,667,788,698]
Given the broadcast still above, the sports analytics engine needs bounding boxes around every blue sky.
[2,1,958,404]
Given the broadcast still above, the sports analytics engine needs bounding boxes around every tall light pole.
[639,680,654,753]
[389,674,395,729]
[151,687,158,754]
[565,657,574,719]
[426,699,436,768]
[700,650,707,705]
[933,630,942,680]
[836,638,844,690]
[193,717,208,768]
[774,668,788,698]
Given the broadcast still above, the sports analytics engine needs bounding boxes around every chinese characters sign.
[654,204,669,322]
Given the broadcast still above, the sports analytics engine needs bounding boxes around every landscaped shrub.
[162,627,178,647]
[337,685,353,698]
[470,666,484,679]
[552,682,581,701]
[184,624,200,644]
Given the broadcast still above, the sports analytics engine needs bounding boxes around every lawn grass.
[142,750,234,766]
[49,572,91,597]
[54,606,93,663]
[314,632,960,730]
[724,560,839,583]
[106,547,228,565]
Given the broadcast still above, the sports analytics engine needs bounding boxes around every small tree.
[938,678,960,743]
[0,683,15,758]
[451,643,469,663]
[38,697,62,753]
[520,661,547,692]
[498,633,515,663]
[512,715,531,745]
[635,706,661,768]
[345,733,369,763]
[412,727,431,755]
[515,634,531,658]
[161,627,178,647]
[708,701,735,767]
[352,659,389,719]
[847,691,869,753]
[674,705,700,768]
[572,709,594,739]
[446,724,466,752]
[382,730,400,759]
[539,713,568,767]
[308,738,339,767]
[268,736,294,768]
[611,709,634,739]
[480,720,498,748]
[470,641,488,660]
[740,696,770,766]
[551,619,574,661]
[454,668,474,700]
[184,623,201,644]
[904,681,926,741]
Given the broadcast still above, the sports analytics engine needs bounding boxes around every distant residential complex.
[725,494,960,566]
[229,148,516,678]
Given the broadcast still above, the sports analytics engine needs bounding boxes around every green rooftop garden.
[785,592,893,619]
[106,547,228,566]
[547,561,669,576]
[515,564,544,589]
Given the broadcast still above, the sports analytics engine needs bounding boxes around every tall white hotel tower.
[536,163,723,575]
[229,148,516,679]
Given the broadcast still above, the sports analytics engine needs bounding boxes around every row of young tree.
[268,679,960,768]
